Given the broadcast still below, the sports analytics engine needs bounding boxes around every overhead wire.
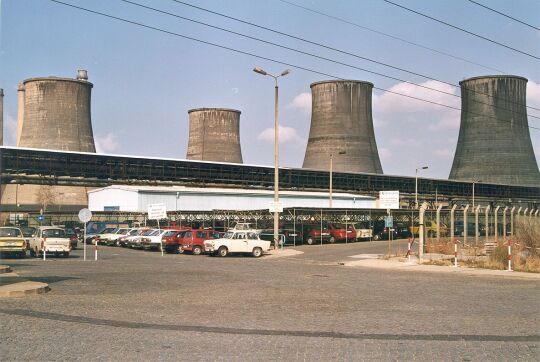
[46,0,540,131]
[167,0,540,113]
[466,0,540,31]
[277,0,506,74]
[382,0,540,60]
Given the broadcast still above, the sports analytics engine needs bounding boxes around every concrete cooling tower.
[186,108,243,163]
[302,80,383,173]
[0,88,4,146]
[0,70,96,212]
[17,70,95,152]
[449,75,540,186]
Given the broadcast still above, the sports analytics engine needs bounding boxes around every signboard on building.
[269,201,283,213]
[379,191,400,209]
[148,203,167,220]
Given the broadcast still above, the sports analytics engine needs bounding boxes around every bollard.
[406,238,412,263]
[453,239,459,267]
[95,243,98,261]
[42,241,46,261]
[507,240,512,272]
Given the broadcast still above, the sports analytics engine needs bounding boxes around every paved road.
[1,242,539,361]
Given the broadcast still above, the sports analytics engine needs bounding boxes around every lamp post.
[253,67,290,250]
[329,151,346,208]
[472,180,482,209]
[415,166,428,209]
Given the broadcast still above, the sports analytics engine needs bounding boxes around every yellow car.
[0,227,27,258]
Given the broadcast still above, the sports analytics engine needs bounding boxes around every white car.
[29,226,71,258]
[95,228,130,245]
[140,229,176,251]
[204,230,270,257]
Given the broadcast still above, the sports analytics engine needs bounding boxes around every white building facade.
[88,185,376,212]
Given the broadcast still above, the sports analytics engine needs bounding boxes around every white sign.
[379,191,400,209]
[269,201,283,213]
[148,203,168,220]
[78,208,92,223]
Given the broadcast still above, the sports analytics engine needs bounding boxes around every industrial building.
[303,80,383,174]
[450,75,540,186]
[88,185,376,212]
[186,108,243,163]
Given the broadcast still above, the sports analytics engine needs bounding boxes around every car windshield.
[142,230,155,236]
[21,227,36,237]
[223,232,234,239]
[101,228,117,234]
[354,222,370,229]
[163,230,177,237]
[116,228,129,234]
[0,228,22,237]
[42,229,66,238]
[129,229,140,235]
[333,223,347,229]
[65,228,76,235]
[149,230,160,236]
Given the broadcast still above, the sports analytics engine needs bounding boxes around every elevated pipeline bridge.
[1,147,539,206]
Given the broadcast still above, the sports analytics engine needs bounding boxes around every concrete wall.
[303,80,383,173]
[186,108,243,163]
[88,187,139,211]
[450,76,540,186]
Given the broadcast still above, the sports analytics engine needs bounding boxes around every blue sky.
[1,0,539,179]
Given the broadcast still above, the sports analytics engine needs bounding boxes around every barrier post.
[507,239,512,272]
[95,240,98,261]
[453,239,458,267]
[407,238,412,263]
[42,240,46,261]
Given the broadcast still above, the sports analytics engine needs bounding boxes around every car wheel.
[217,246,228,257]
[252,247,263,258]
[373,234,381,241]
[329,237,336,243]
[192,246,202,255]
[306,237,314,245]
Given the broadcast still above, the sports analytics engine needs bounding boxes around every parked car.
[101,228,132,246]
[94,228,130,245]
[327,223,356,242]
[0,226,26,258]
[29,226,71,258]
[410,220,449,238]
[204,230,270,257]
[372,220,398,241]
[455,221,486,237]
[140,229,176,251]
[65,227,79,249]
[20,226,37,248]
[351,222,373,240]
[162,229,187,254]
[127,229,157,249]
[85,221,131,244]
[117,228,150,247]
[180,229,221,255]
[302,225,331,245]
[259,227,302,245]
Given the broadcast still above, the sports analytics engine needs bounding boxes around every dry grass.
[422,259,452,267]
[425,240,455,255]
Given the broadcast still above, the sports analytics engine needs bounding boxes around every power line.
[46,0,540,131]
[382,0,540,61]
[467,0,540,31]
[167,0,540,114]
[124,0,539,121]
[277,0,506,74]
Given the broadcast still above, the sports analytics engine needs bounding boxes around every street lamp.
[329,151,346,208]
[472,180,482,209]
[253,67,291,250]
[415,166,429,209]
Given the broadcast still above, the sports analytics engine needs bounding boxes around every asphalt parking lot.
[1,242,539,361]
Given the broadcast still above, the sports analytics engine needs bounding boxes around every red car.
[327,223,356,243]
[163,228,191,254]
[180,229,221,255]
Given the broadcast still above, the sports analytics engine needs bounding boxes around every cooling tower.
[186,108,243,163]
[17,71,95,152]
[302,80,383,173]
[1,71,96,211]
[449,75,540,186]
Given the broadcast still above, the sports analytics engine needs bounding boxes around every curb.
[0,265,12,274]
[0,281,50,297]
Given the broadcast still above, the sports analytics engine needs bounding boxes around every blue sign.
[384,216,393,228]
[37,215,44,222]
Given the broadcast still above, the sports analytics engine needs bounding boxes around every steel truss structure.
[1,147,539,203]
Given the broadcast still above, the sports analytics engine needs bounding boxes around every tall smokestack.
[186,108,243,163]
[449,75,540,186]
[16,84,25,146]
[303,80,383,173]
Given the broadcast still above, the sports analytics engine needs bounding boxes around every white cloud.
[257,125,305,144]
[95,133,119,154]
[527,80,540,108]
[287,92,311,113]
[373,80,460,115]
